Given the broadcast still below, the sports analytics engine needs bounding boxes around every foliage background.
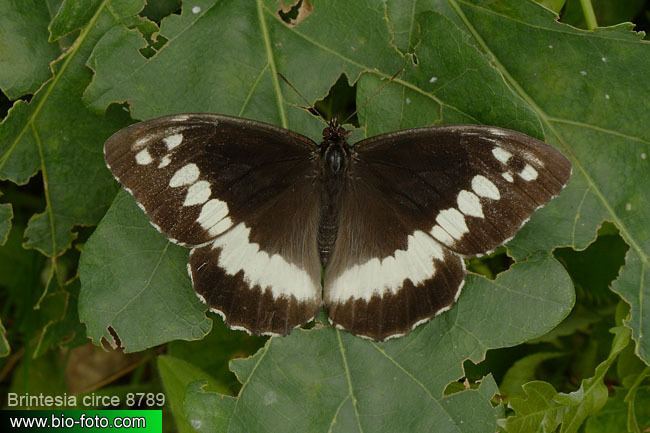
[1,0,649,431]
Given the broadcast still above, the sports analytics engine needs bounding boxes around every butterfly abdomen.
[318,141,349,265]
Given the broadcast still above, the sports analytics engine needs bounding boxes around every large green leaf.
[78,190,211,352]
[380,0,650,363]
[0,0,136,258]
[182,256,572,432]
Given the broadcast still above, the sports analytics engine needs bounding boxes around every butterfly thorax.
[318,121,351,266]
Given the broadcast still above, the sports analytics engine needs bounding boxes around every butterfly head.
[320,118,351,175]
[322,118,350,144]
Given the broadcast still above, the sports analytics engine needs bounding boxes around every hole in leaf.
[1,91,32,120]
[312,74,358,127]
[140,0,181,24]
[466,247,513,279]
[554,222,628,306]
[558,0,648,29]
[106,326,123,350]
[278,0,313,26]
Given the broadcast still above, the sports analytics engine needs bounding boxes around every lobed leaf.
[78,190,211,352]
[0,0,137,258]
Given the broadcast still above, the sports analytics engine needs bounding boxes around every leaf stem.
[578,0,598,30]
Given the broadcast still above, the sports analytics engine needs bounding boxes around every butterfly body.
[318,120,353,265]
[104,114,571,340]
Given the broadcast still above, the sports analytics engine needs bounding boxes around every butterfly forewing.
[104,114,323,336]
[324,125,571,340]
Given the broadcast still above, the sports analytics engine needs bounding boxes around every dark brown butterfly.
[104,114,571,340]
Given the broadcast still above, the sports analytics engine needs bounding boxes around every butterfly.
[104,114,571,340]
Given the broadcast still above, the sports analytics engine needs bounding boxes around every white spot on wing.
[326,230,444,302]
[191,5,201,14]
[158,155,171,168]
[197,199,230,235]
[431,225,454,246]
[519,164,538,181]
[491,146,512,164]
[184,180,211,206]
[457,190,483,218]
[135,148,153,165]
[213,223,318,301]
[471,175,500,200]
[502,172,514,183]
[436,208,468,240]
[164,133,183,150]
[169,163,199,187]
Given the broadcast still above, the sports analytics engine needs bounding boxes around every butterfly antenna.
[340,67,404,126]
[277,72,327,123]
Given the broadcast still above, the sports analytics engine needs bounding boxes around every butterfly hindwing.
[104,114,322,335]
[353,125,571,255]
[324,125,571,340]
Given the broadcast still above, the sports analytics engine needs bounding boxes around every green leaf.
[502,381,564,433]
[78,190,211,352]
[554,328,630,432]
[0,317,9,358]
[501,352,565,399]
[49,0,105,41]
[0,222,47,340]
[0,0,136,258]
[183,381,236,433]
[584,386,650,433]
[179,256,572,432]
[505,327,632,433]
[535,0,566,14]
[0,0,60,99]
[383,0,650,364]
[0,202,12,246]
[623,367,650,433]
[157,355,227,433]
[33,279,87,357]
